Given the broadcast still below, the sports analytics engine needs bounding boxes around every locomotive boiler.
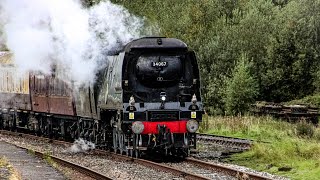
[0,37,203,157]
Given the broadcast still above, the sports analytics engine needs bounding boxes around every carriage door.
[30,73,50,113]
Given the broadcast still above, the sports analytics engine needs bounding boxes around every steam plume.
[66,138,96,153]
[0,0,143,85]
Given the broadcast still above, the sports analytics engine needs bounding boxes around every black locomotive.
[0,37,203,157]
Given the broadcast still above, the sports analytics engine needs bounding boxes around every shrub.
[224,54,259,115]
[295,120,314,138]
[199,113,209,133]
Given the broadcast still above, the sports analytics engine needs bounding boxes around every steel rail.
[197,133,254,142]
[1,130,273,180]
[131,157,208,180]
[0,130,209,180]
[196,133,253,149]
[12,144,112,180]
[197,133,271,143]
[186,157,272,180]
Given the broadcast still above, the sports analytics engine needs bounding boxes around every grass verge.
[202,116,320,180]
[0,156,21,180]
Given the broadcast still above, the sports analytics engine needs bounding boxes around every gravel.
[49,160,95,180]
[191,140,244,160]
[0,133,290,180]
[215,161,290,180]
[163,161,236,180]
[192,141,290,180]
[0,166,11,179]
[0,134,183,180]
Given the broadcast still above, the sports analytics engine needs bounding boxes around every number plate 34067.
[152,62,168,67]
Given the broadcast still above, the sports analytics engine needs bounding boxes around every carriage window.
[6,72,9,92]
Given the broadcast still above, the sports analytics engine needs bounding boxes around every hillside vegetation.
[286,93,320,107]
[83,1,320,178]
[204,116,320,180]
[106,0,320,115]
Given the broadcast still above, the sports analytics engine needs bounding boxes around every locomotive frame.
[0,37,203,157]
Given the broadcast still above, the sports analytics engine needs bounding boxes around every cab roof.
[124,37,188,53]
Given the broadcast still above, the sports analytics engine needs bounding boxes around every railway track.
[0,130,273,180]
[196,133,253,150]
[0,131,111,179]
[19,145,111,180]
[185,158,271,180]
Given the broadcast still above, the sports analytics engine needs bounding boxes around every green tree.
[0,26,6,51]
[81,0,102,7]
[224,54,258,115]
[262,0,320,101]
[110,0,320,110]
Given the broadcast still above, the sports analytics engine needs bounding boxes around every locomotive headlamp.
[129,96,135,106]
[186,120,199,133]
[132,121,145,134]
[191,94,197,104]
[160,92,166,101]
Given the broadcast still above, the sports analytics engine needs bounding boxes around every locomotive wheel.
[9,113,15,131]
[132,134,141,158]
[119,132,124,154]
[184,148,190,158]
[2,119,6,129]
[121,134,132,157]
[113,129,128,154]
[134,149,140,158]
[112,127,118,153]
[0,115,3,130]
[128,149,132,157]
[93,121,99,144]
[111,114,127,154]
[68,122,77,140]
[98,120,111,150]
[177,148,189,158]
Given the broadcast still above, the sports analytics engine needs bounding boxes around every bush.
[198,113,209,133]
[224,54,259,115]
[295,120,314,138]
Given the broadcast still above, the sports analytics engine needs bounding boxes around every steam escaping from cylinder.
[67,138,96,153]
[0,0,143,86]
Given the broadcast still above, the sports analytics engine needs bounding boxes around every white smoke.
[0,0,143,86]
[67,138,96,153]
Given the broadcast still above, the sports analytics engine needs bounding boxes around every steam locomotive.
[0,37,203,157]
